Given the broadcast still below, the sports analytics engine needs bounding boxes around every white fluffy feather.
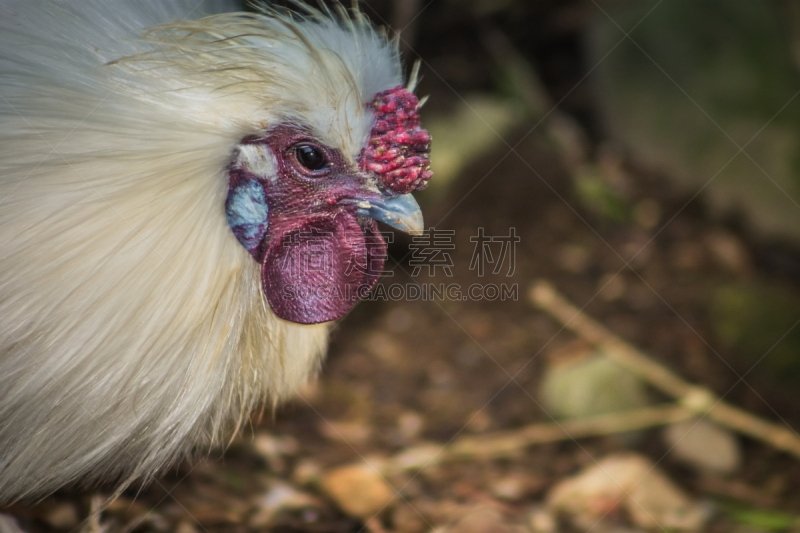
[0,0,403,500]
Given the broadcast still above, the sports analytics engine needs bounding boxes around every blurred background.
[7,0,800,531]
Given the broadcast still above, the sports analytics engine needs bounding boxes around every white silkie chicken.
[0,0,431,501]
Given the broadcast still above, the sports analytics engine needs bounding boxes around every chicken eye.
[294,144,328,171]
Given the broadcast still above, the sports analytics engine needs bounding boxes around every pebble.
[663,418,741,474]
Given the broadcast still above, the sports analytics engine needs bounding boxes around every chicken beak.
[355,193,424,235]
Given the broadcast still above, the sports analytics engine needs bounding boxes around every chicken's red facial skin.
[226,86,432,325]
[228,124,387,324]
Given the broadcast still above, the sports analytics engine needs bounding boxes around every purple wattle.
[260,215,385,324]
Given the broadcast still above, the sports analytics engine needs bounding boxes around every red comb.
[360,85,432,195]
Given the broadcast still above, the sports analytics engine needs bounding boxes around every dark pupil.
[296,145,326,170]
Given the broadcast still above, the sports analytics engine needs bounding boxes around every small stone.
[663,418,741,474]
[322,463,396,519]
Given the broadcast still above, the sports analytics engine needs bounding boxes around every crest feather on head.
[120,4,408,161]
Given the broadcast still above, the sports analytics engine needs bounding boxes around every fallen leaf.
[548,453,707,531]
[322,463,396,519]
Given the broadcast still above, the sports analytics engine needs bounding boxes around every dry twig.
[528,280,800,460]
[377,280,800,474]
[382,404,693,474]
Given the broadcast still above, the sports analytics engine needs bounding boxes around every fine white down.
[0,0,404,500]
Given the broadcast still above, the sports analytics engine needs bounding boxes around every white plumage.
[0,0,406,500]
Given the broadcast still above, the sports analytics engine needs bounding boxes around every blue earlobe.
[225,179,269,254]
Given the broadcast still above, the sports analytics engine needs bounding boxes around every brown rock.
[663,418,741,474]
